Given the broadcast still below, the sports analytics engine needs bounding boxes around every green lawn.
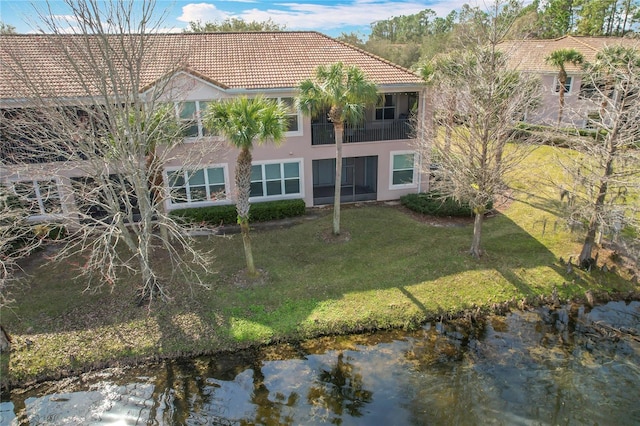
[1,145,638,386]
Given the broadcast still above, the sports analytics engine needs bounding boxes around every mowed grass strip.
[1,146,637,385]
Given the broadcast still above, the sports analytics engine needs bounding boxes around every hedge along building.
[0,32,427,221]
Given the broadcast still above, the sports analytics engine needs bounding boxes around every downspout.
[418,86,428,193]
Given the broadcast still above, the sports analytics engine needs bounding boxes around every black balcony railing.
[311,118,412,145]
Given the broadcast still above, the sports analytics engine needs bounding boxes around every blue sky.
[0,0,467,37]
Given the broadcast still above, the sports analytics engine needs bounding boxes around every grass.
[1,145,638,387]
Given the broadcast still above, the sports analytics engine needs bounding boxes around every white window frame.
[249,159,304,202]
[271,96,302,137]
[553,76,574,95]
[175,100,214,140]
[389,151,417,189]
[10,178,63,218]
[165,164,229,208]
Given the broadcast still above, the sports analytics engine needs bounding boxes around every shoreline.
[3,288,639,394]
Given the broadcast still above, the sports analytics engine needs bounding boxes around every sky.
[0,0,467,37]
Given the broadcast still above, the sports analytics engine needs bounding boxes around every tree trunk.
[235,148,257,276]
[578,126,617,265]
[137,250,161,305]
[333,123,344,236]
[578,222,597,265]
[146,149,170,243]
[470,211,484,258]
[558,77,566,126]
[240,220,257,277]
[0,325,11,353]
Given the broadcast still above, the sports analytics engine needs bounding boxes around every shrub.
[170,199,306,225]
[401,192,493,217]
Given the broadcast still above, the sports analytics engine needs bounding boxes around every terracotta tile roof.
[0,32,423,100]
[499,35,639,74]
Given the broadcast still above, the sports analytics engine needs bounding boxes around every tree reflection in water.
[245,359,299,426]
[307,352,373,423]
[4,302,638,425]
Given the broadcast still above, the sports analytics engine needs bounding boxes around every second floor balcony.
[311,118,412,145]
[310,91,418,146]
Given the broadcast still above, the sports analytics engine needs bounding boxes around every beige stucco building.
[500,35,639,128]
[1,32,427,220]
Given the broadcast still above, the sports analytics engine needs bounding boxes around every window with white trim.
[250,161,301,198]
[554,76,573,94]
[175,101,213,138]
[167,166,226,204]
[390,152,416,187]
[272,97,301,135]
[12,179,62,215]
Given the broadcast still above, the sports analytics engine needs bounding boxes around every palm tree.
[545,48,584,126]
[297,62,378,236]
[204,96,288,277]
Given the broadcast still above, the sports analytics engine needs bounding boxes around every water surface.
[2,300,639,425]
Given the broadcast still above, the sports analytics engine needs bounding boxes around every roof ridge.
[566,35,599,51]
[0,31,321,37]
[1,31,423,99]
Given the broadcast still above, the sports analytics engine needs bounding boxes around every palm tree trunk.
[557,75,566,126]
[333,123,344,235]
[470,210,484,258]
[240,220,256,276]
[236,148,257,276]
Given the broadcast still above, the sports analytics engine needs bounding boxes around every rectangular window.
[280,97,299,132]
[391,152,416,187]
[250,161,302,199]
[167,166,226,204]
[176,100,214,138]
[178,101,198,137]
[554,76,573,94]
[13,179,62,215]
[579,81,597,100]
[70,174,140,221]
[376,94,396,120]
[271,97,301,135]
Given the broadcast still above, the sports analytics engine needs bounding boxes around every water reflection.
[2,301,639,425]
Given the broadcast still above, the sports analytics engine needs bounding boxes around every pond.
[1,300,639,425]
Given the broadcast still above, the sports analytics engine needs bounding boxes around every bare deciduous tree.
[0,187,40,309]
[416,1,542,258]
[0,0,216,305]
[554,44,640,268]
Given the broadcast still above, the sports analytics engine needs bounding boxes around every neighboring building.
[0,32,427,221]
[500,35,639,128]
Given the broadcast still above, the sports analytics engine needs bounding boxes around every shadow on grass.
[509,188,568,220]
[4,204,633,387]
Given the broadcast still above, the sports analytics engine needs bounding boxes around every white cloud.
[177,3,231,23]
[249,1,430,30]
[50,14,80,23]
[176,0,470,33]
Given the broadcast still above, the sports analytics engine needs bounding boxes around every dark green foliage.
[401,192,493,217]
[185,18,285,33]
[172,204,237,225]
[249,199,306,222]
[171,199,306,225]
